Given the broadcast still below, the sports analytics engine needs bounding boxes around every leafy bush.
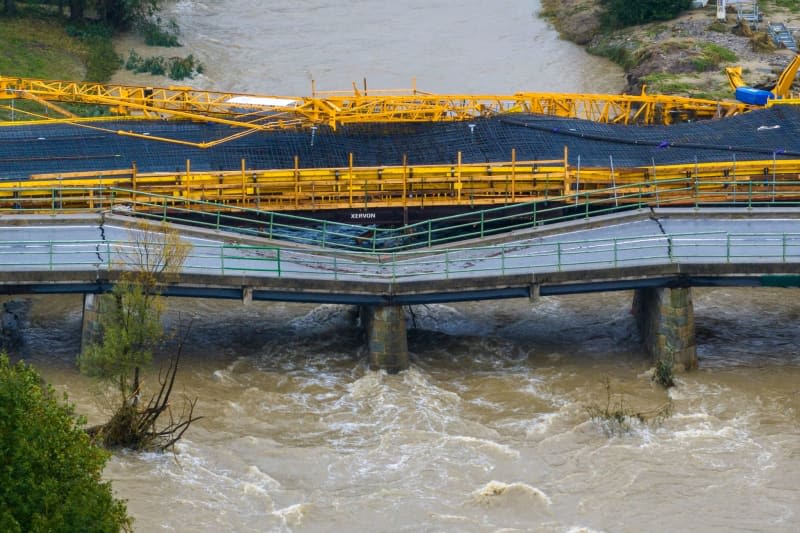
[601,0,692,28]
[66,21,122,82]
[137,17,181,47]
[126,50,204,80]
[653,355,676,388]
[0,354,131,532]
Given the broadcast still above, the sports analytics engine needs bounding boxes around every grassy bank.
[0,14,120,81]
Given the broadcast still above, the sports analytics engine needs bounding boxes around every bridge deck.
[0,209,798,304]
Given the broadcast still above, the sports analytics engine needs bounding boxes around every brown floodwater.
[18,1,800,532]
[17,288,800,532]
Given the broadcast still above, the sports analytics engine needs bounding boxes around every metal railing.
[1,173,798,251]
[2,231,799,283]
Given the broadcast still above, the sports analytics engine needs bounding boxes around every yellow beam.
[3,156,800,214]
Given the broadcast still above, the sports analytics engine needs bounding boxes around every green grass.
[588,39,646,70]
[0,16,86,79]
[642,72,694,94]
[0,13,122,121]
[693,43,737,72]
[772,0,800,13]
[0,14,120,82]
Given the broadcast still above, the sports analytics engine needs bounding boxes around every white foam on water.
[471,481,552,507]
[273,503,308,528]
[446,435,521,459]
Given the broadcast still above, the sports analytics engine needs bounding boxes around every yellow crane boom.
[0,74,752,140]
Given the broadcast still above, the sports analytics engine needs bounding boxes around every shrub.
[586,377,673,436]
[601,0,692,28]
[137,17,181,47]
[0,354,131,531]
[126,50,204,80]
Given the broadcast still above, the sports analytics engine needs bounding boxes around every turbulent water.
[18,1,800,532]
[111,0,624,95]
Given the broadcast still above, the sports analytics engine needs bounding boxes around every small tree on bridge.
[78,222,200,451]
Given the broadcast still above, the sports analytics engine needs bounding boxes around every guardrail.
[2,231,799,283]
[1,174,798,250]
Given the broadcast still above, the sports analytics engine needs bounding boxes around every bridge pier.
[633,287,698,370]
[360,305,409,373]
[80,293,102,350]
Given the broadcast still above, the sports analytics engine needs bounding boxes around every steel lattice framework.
[0,75,753,143]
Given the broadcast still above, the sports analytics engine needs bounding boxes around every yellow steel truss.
[0,75,754,143]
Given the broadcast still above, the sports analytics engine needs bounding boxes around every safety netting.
[2,106,800,179]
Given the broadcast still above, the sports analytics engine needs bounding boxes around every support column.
[361,305,409,373]
[632,287,697,370]
[81,293,102,351]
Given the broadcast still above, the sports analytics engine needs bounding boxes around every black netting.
[2,107,800,179]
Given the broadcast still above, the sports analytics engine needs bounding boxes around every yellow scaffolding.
[1,155,797,214]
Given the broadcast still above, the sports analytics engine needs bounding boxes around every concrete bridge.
[2,207,800,372]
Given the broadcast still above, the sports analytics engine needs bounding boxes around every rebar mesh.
[2,107,800,179]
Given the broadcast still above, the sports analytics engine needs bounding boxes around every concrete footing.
[633,287,698,370]
[360,305,409,373]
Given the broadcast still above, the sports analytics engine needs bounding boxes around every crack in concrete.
[650,207,673,260]
[96,212,107,266]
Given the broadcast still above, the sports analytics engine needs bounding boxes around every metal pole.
[349,152,354,208]
[726,233,731,263]
[511,148,516,202]
[610,155,618,208]
[557,242,562,271]
[773,151,777,203]
[783,233,787,262]
[294,155,300,209]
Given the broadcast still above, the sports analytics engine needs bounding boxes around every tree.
[3,0,15,15]
[94,0,161,30]
[69,0,85,21]
[78,222,198,451]
[601,0,691,28]
[0,354,131,532]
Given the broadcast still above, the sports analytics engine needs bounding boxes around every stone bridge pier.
[360,305,409,373]
[633,287,698,370]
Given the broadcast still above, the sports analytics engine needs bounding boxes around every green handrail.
[6,176,800,253]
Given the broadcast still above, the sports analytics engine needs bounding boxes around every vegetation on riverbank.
[0,14,119,81]
[0,354,132,531]
[0,2,202,83]
[541,0,800,98]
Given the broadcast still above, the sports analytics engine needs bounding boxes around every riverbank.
[541,0,800,99]
[0,13,119,82]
